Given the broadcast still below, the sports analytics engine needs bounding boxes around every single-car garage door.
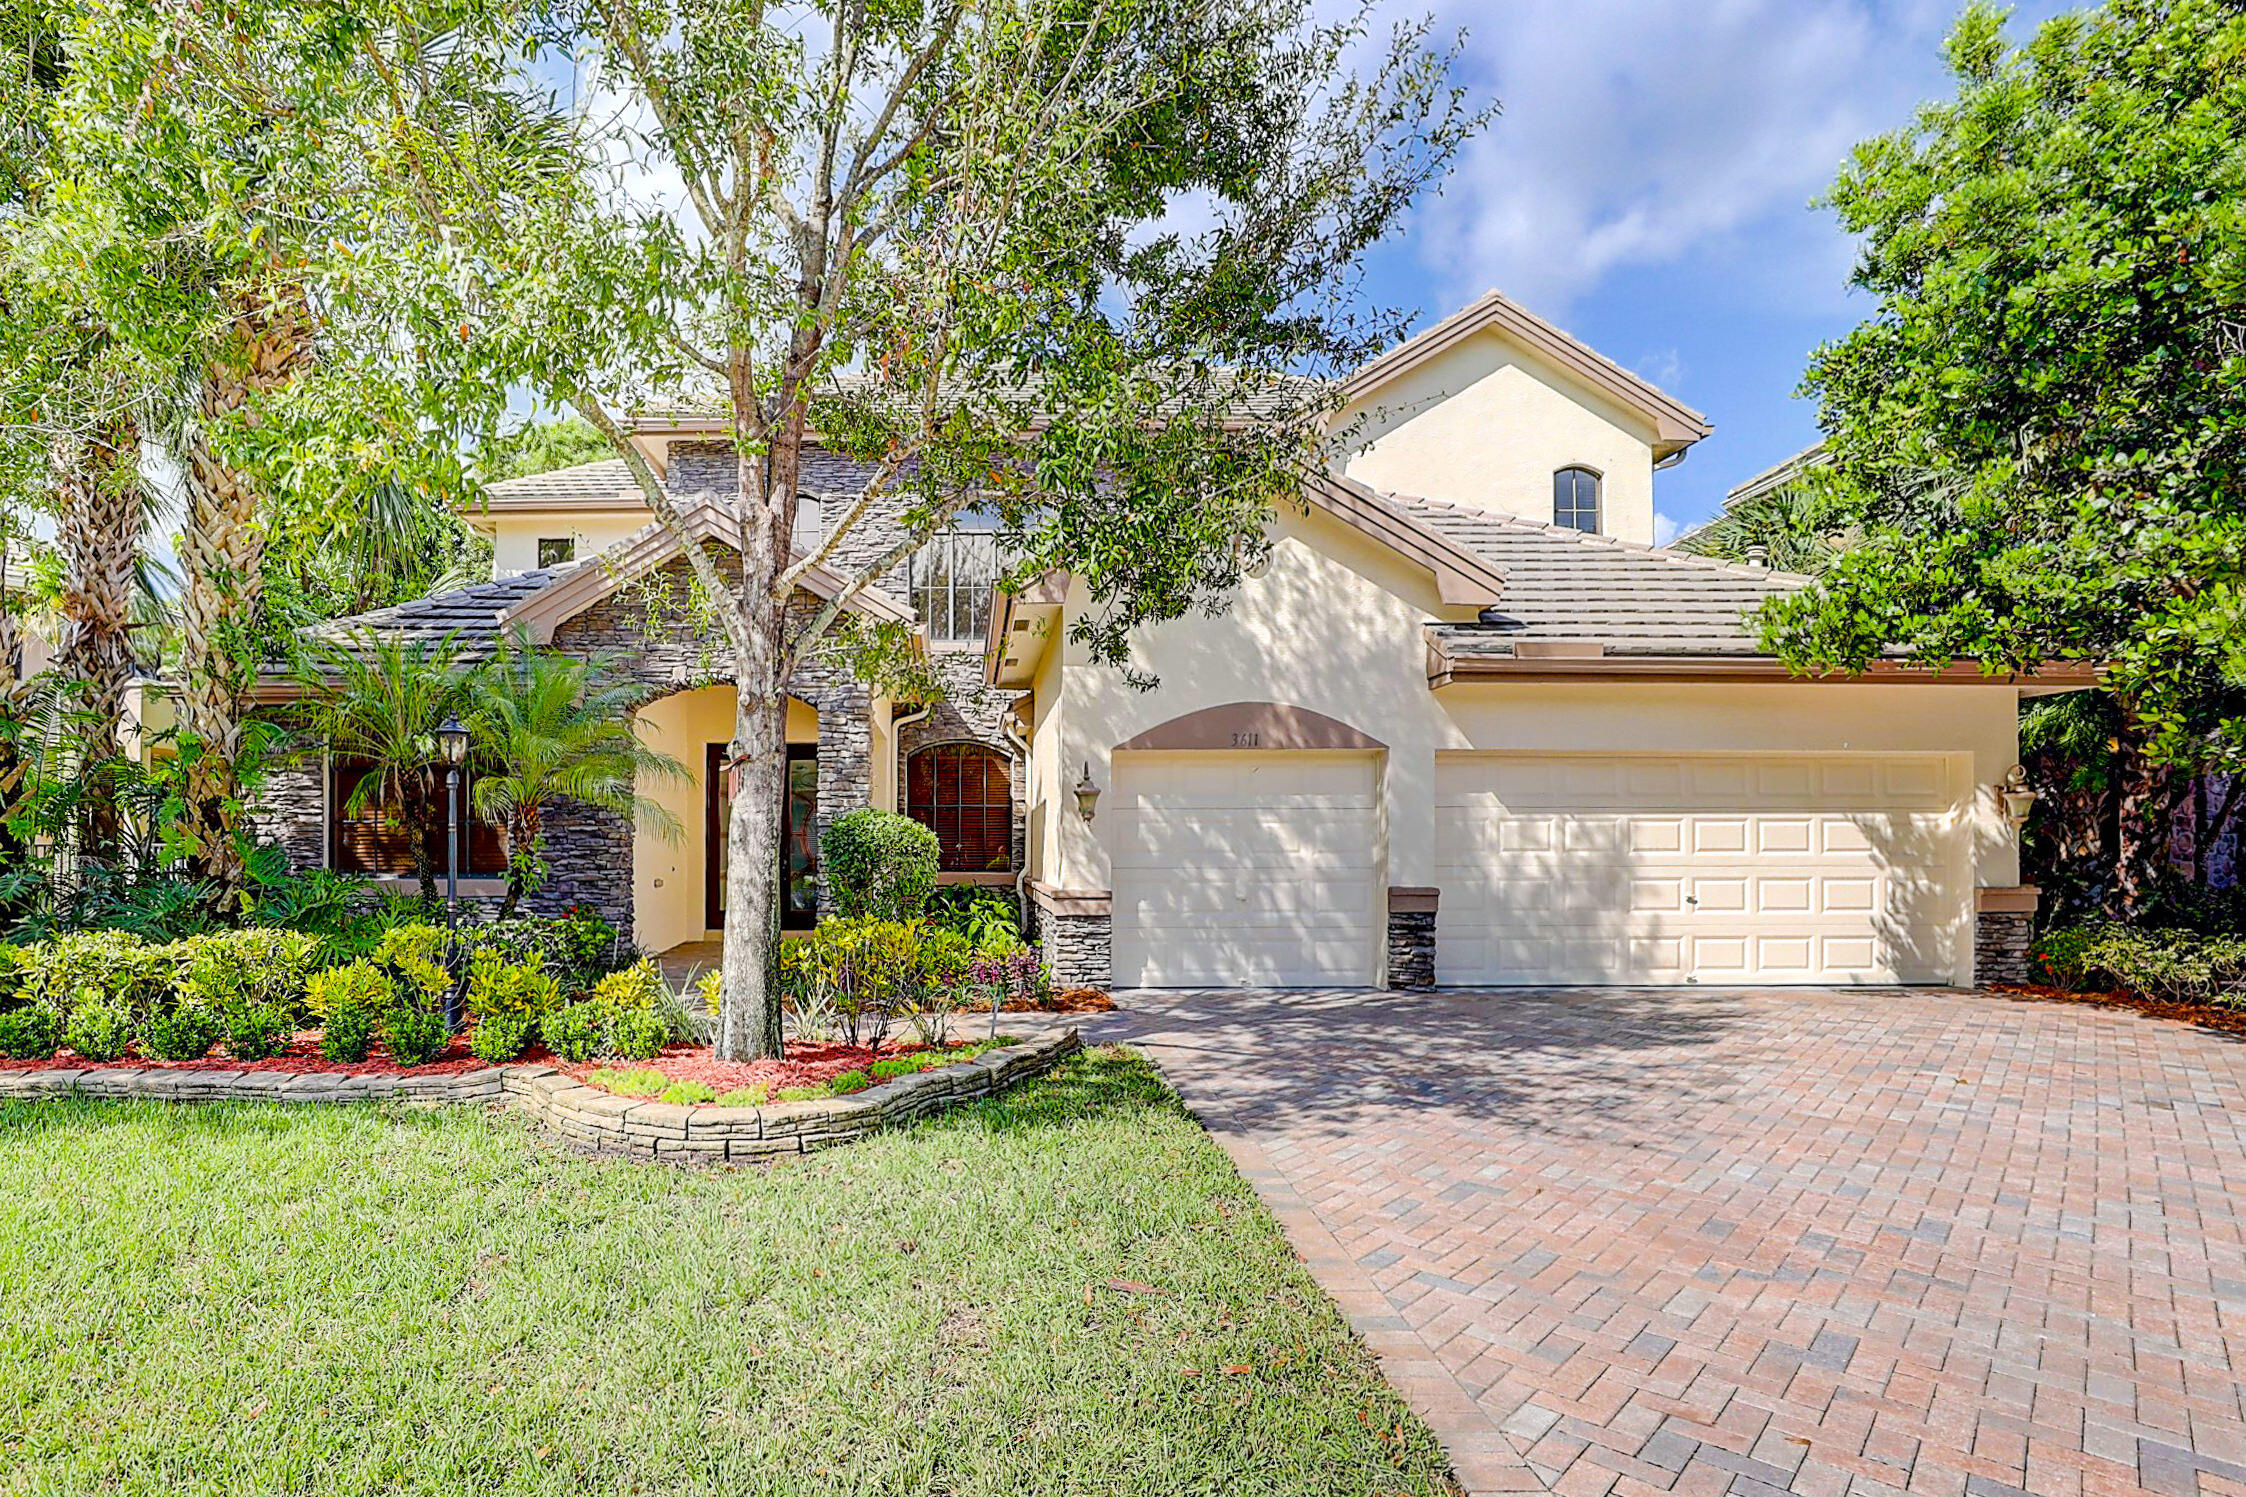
[1436,753,1964,985]
[1111,751,1381,987]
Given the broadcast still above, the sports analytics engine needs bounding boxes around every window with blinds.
[331,759,507,877]
[905,743,1013,873]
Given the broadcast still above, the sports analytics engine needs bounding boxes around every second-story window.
[909,524,1000,644]
[536,537,576,569]
[1553,467,1601,533]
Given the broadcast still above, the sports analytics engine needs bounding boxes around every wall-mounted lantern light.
[1998,764,2039,835]
[1074,761,1101,822]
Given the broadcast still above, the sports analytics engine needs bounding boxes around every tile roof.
[1391,494,1806,657]
[303,562,588,653]
[481,459,639,507]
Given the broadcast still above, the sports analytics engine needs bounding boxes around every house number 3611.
[1230,731,1261,748]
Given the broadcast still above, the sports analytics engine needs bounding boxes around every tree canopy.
[1757,0,2246,773]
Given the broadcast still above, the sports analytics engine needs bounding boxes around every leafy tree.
[1756,0,2246,916]
[290,630,476,904]
[347,0,1483,1057]
[465,638,685,920]
[481,418,614,483]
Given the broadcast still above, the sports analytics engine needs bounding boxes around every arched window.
[906,743,1014,872]
[1553,466,1601,533]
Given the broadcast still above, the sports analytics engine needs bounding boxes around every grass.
[0,1047,1457,1496]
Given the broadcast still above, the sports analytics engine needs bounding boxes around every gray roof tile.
[483,459,638,506]
[1392,494,1806,657]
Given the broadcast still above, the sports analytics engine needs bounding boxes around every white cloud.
[1652,510,1682,548]
[1405,0,2022,317]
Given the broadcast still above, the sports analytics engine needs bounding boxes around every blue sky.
[1351,0,2074,539]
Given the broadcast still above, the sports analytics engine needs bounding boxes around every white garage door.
[1436,753,1963,986]
[1111,752,1381,988]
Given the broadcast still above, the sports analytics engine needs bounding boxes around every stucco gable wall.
[1336,329,1661,544]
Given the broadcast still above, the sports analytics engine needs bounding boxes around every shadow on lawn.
[1082,985,1804,1146]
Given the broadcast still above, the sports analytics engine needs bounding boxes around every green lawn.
[0,1048,1457,1496]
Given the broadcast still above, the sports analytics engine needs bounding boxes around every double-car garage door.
[1108,750,1962,988]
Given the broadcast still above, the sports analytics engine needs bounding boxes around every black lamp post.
[436,715,470,1029]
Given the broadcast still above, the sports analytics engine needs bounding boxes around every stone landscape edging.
[0,1029,1086,1160]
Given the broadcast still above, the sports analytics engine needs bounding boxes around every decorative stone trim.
[1975,886,2040,987]
[1385,887,1438,991]
[0,1031,1085,1162]
[0,1067,507,1105]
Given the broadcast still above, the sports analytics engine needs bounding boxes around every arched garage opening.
[1109,703,1386,989]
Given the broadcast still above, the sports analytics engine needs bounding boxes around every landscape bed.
[0,1047,1459,1496]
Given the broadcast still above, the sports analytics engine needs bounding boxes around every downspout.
[1001,712,1032,937]
[889,701,933,816]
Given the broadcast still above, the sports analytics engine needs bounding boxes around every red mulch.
[1986,981,2246,1038]
[555,1036,997,1096]
[0,1030,491,1075]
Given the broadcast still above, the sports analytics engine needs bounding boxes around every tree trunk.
[715,688,789,1059]
[51,410,142,856]
[497,801,540,921]
[177,285,313,911]
[2111,713,2164,922]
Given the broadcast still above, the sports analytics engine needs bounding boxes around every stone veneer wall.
[1030,903,1112,990]
[1385,911,1436,991]
[1975,909,2036,986]
[0,1030,1085,1161]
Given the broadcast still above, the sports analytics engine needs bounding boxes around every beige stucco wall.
[484,511,652,577]
[1334,328,1661,545]
[1031,503,2022,986]
[633,688,819,953]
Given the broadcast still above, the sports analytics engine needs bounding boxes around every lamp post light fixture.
[1998,764,2039,838]
[436,715,471,1030]
[1073,761,1101,822]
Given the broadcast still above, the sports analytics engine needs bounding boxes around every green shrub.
[2071,925,2246,1007]
[773,1084,828,1102]
[0,945,23,1006]
[868,1055,920,1080]
[2030,925,2103,991]
[821,808,939,921]
[64,997,132,1062]
[223,1002,294,1062]
[658,1079,716,1105]
[543,1001,604,1063]
[714,1084,768,1107]
[585,1066,666,1097]
[466,948,562,1025]
[14,931,171,1018]
[827,1068,871,1095]
[468,911,625,994]
[608,1007,671,1060]
[173,930,318,1020]
[0,1004,63,1060]
[375,923,453,1011]
[308,962,392,1063]
[468,1013,534,1063]
[382,1006,449,1066]
[927,885,1023,949]
[142,1003,223,1062]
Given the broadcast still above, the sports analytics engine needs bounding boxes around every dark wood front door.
[706,743,819,932]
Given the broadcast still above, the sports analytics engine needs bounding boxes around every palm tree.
[49,401,144,851]
[291,627,473,902]
[176,284,317,910]
[465,637,684,920]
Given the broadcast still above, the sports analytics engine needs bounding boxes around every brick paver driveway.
[1090,986,2246,1497]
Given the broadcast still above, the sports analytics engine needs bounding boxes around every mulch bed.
[1986,981,2246,1038]
[0,1030,490,1076]
[556,1037,992,1096]
[956,988,1115,1015]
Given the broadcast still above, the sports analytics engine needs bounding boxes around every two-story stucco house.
[254,291,2087,990]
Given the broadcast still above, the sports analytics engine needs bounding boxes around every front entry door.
[706,744,820,932]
